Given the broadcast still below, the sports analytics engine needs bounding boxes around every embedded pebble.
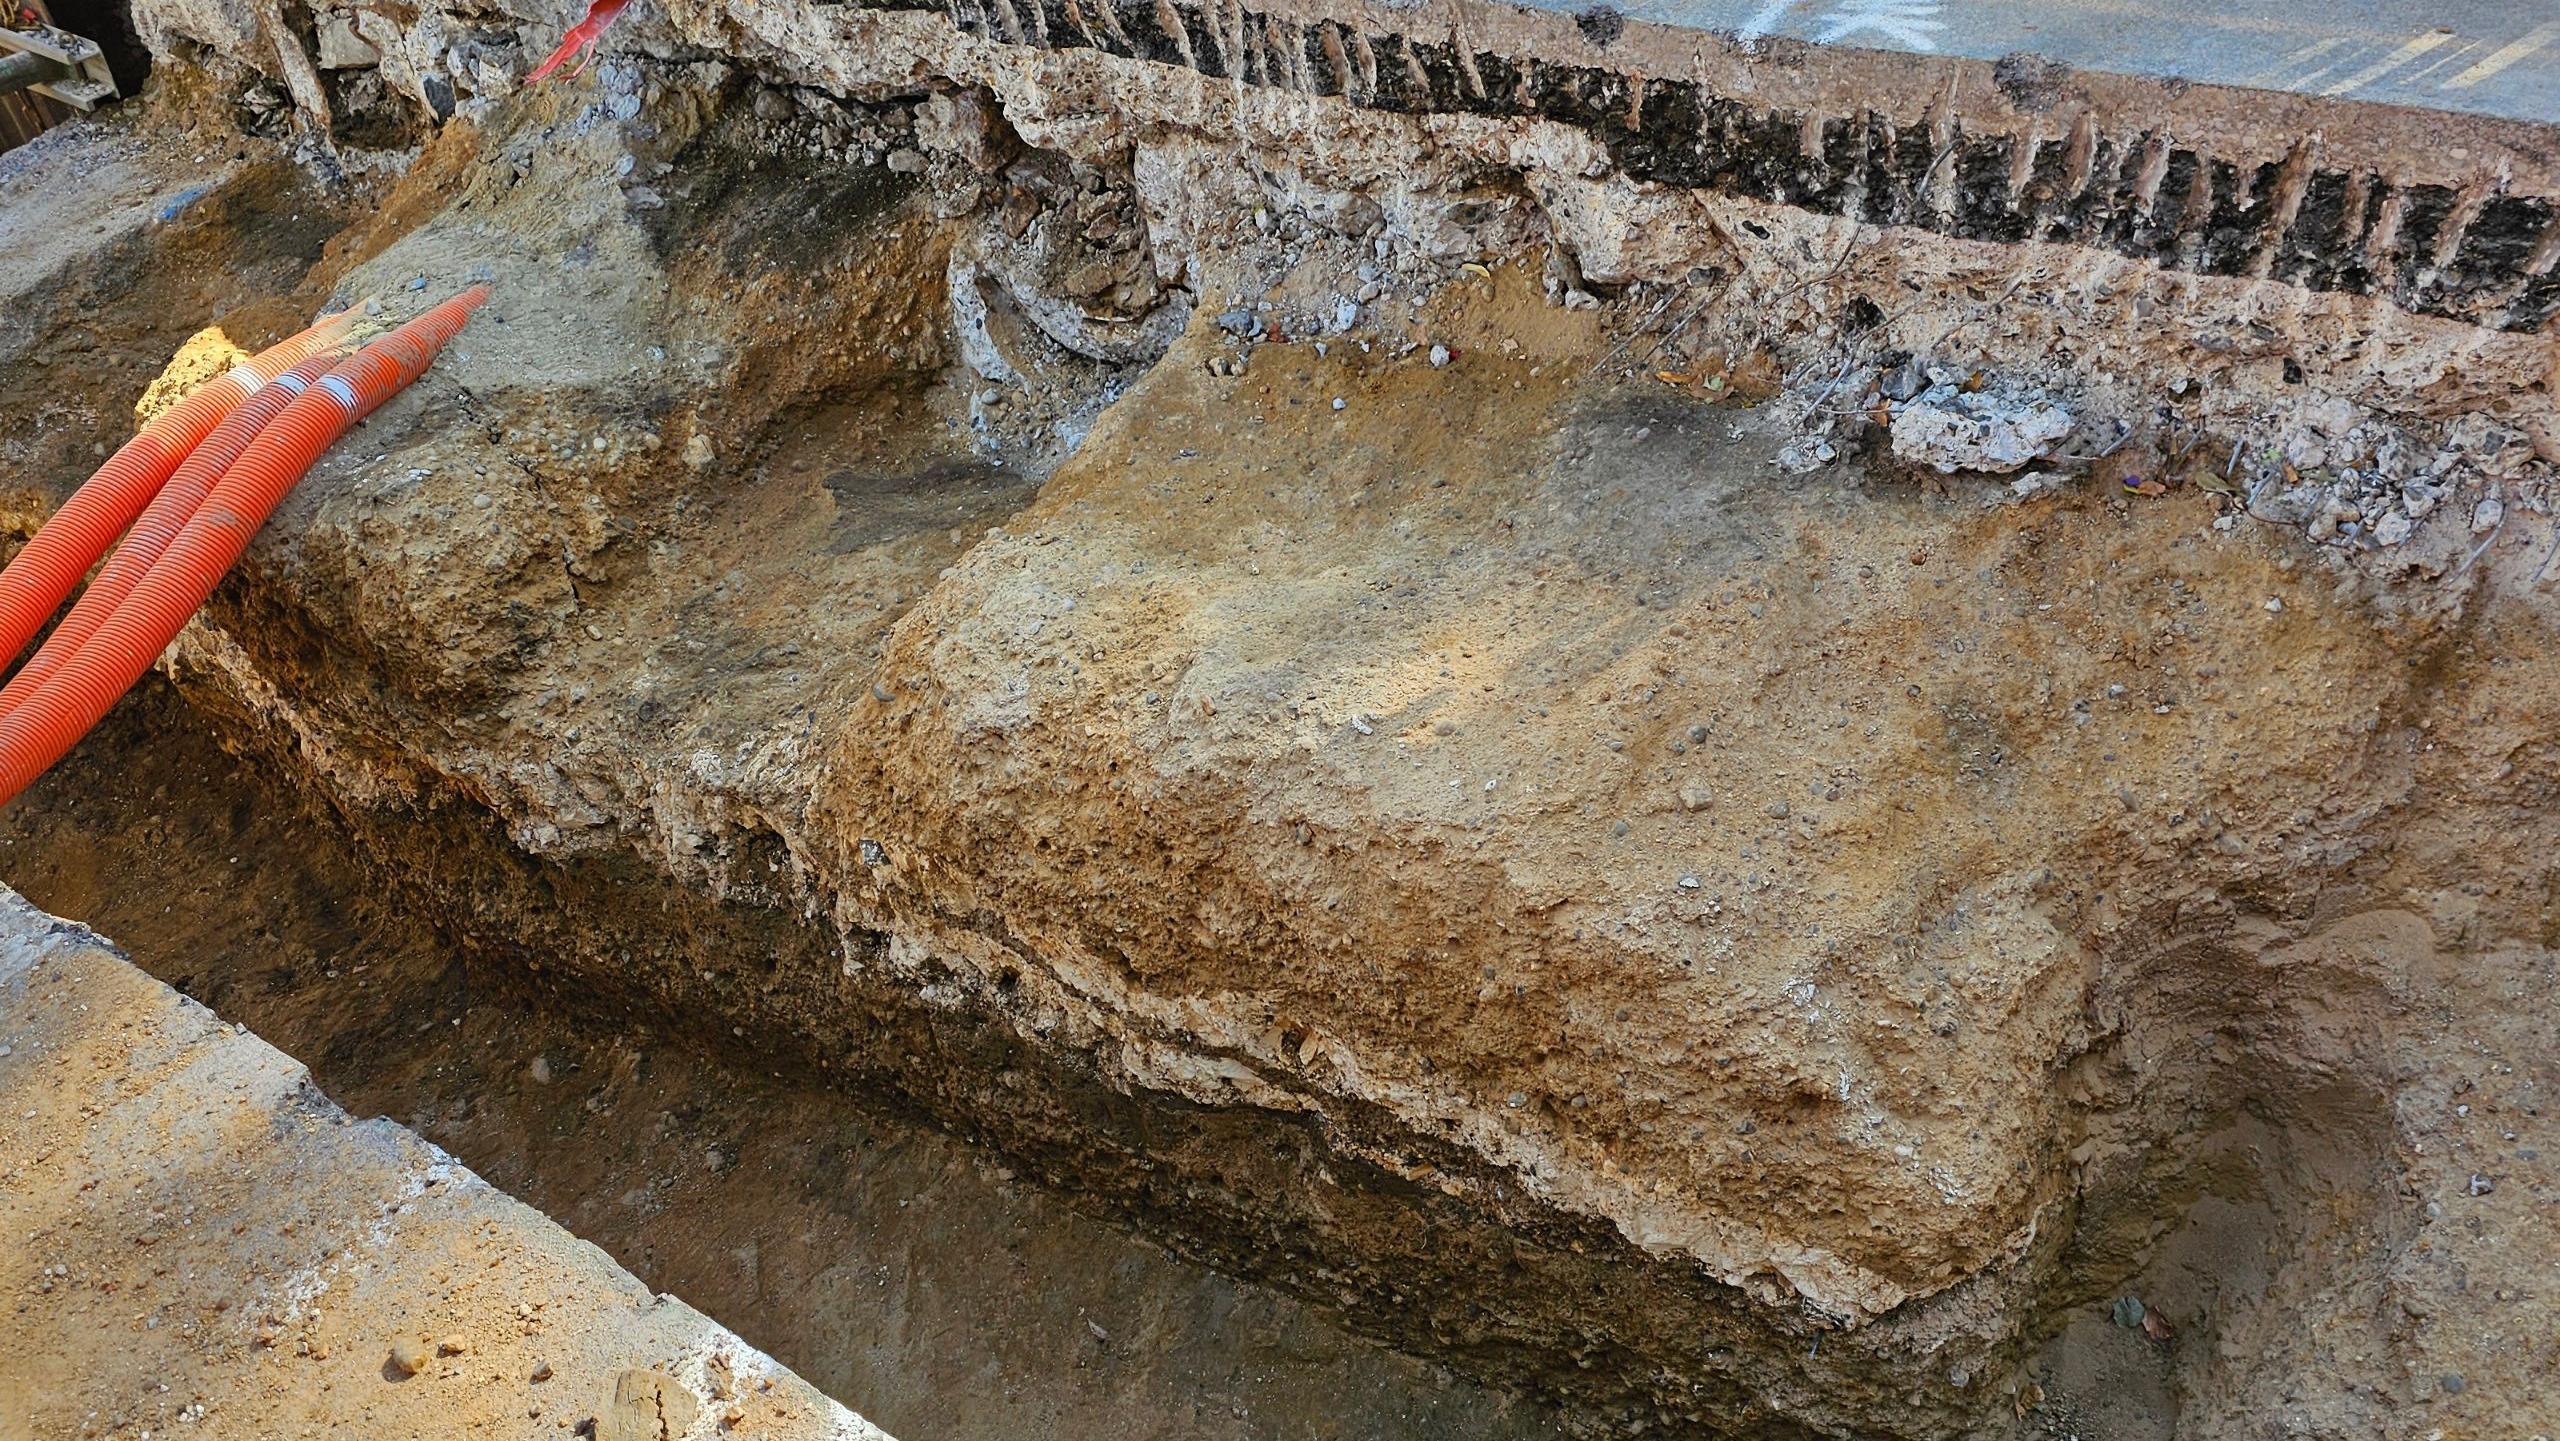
[387,1337,434,1377]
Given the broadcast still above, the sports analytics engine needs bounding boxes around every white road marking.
[2443,20,2560,88]
[2318,30,2454,95]
[1737,0,1803,42]
[1816,0,1945,51]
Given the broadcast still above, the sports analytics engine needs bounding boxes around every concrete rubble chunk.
[601,1367,706,1441]
[1889,384,2076,474]
[313,11,379,69]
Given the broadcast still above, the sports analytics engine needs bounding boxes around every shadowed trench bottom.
[0,675,1569,1441]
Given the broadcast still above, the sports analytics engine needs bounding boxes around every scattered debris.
[1774,435,1836,474]
[2012,1380,2044,1418]
[2005,471,2067,501]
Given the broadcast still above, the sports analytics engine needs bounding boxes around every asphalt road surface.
[1514,0,2560,125]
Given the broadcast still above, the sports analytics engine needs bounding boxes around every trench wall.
[835,0,2560,332]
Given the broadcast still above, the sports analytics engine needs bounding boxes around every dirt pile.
[1,9,2556,1439]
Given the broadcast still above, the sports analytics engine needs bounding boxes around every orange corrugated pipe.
[0,353,348,715]
[0,310,359,672]
[0,286,488,807]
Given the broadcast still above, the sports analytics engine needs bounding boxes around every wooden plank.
[1,0,70,154]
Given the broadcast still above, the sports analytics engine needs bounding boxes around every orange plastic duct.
[0,353,345,715]
[526,0,631,82]
[0,309,358,672]
[0,287,487,806]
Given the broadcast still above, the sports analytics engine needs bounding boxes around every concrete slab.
[0,885,893,1441]
[1511,0,2560,126]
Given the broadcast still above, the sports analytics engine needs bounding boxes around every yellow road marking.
[2443,20,2560,89]
[2407,38,2486,85]
[2248,36,2348,88]
[2320,30,2453,96]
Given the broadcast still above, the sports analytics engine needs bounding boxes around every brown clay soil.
[0,677,1564,1441]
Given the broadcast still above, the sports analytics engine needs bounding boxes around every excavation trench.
[0,677,1565,1441]
[2,12,2557,1439]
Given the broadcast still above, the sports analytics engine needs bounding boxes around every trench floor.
[0,677,1567,1441]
